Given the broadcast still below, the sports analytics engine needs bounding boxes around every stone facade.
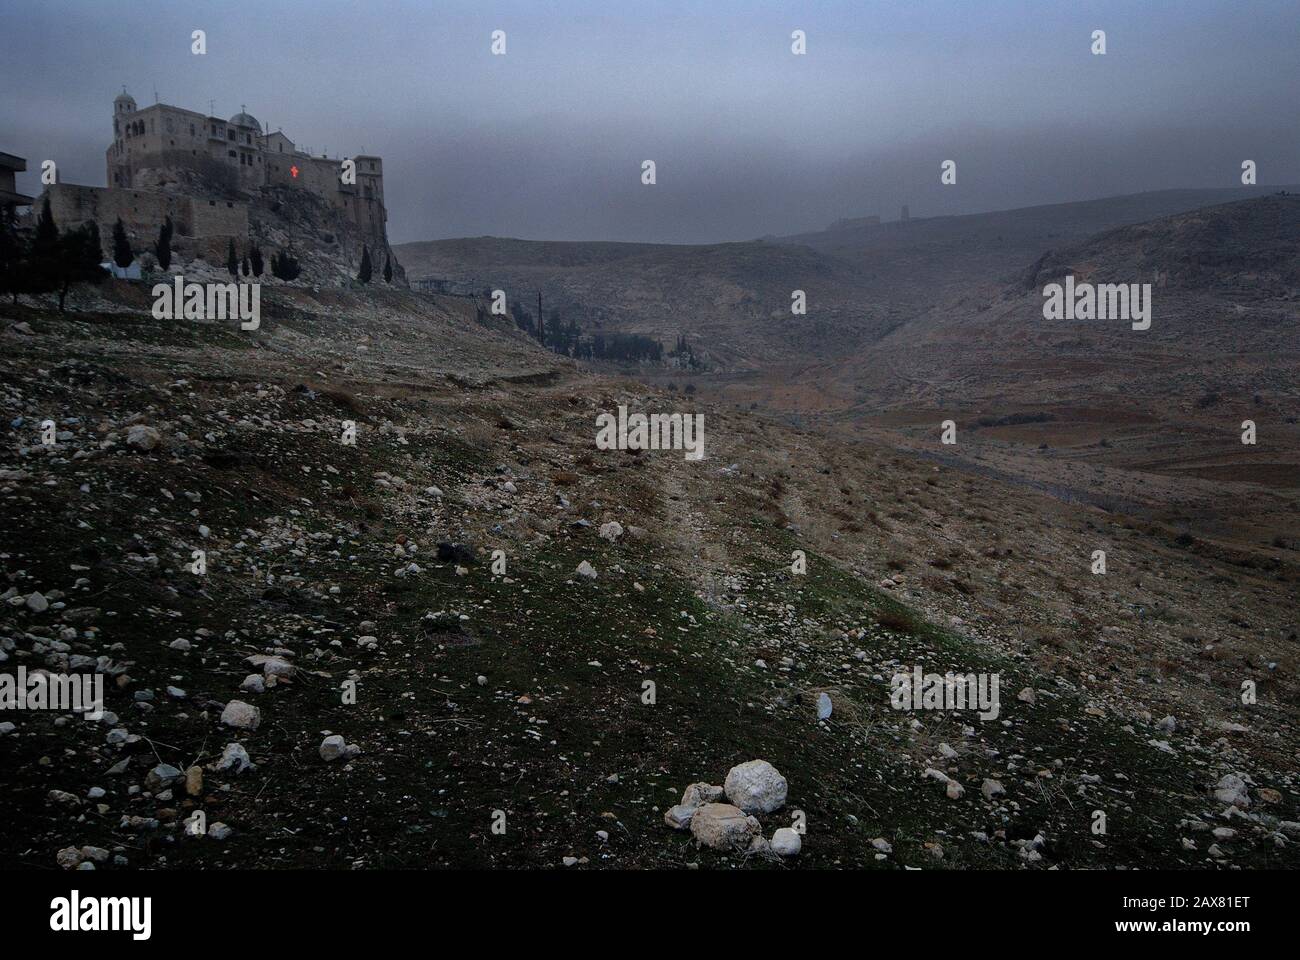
[104,91,387,243]
[45,183,248,243]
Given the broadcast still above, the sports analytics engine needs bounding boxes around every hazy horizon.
[4,0,1298,245]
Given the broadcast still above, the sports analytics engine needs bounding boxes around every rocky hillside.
[395,236,886,368]
[1,287,1298,870]
[396,186,1294,371]
[1021,193,1300,298]
[101,165,407,289]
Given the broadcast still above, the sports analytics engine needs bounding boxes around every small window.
[228,150,236,158]
[209,200,216,206]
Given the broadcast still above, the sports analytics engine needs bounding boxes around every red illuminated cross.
[290,165,299,179]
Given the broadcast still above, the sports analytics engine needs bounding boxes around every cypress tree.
[383,254,392,283]
[357,244,372,284]
[226,238,238,277]
[112,217,132,268]
[24,195,61,298]
[56,222,107,312]
[155,216,173,270]
[0,202,23,304]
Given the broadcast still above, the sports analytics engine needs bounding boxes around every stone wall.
[43,184,248,247]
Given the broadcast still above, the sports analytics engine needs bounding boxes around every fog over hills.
[396,184,1295,369]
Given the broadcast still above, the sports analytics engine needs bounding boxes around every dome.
[229,111,261,132]
[115,91,136,111]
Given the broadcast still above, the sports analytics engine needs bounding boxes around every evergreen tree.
[271,249,300,281]
[24,195,62,299]
[112,217,132,269]
[155,216,173,271]
[226,238,238,277]
[241,255,250,276]
[357,244,372,284]
[250,243,264,277]
[383,254,392,283]
[55,222,107,311]
[0,202,24,304]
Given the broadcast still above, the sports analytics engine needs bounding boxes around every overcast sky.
[3,0,1297,244]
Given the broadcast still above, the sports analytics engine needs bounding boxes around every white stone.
[771,827,802,856]
[981,779,1005,801]
[724,759,788,814]
[214,742,254,773]
[220,700,260,730]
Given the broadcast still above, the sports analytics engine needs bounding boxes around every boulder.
[724,759,788,814]
[690,803,760,851]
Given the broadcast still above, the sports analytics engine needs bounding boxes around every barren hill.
[396,186,1293,372]
[395,236,887,368]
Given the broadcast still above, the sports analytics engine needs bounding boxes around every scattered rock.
[320,734,362,762]
[214,742,254,774]
[1213,774,1251,809]
[220,701,261,730]
[126,424,161,452]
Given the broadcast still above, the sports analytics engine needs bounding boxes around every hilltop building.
[105,91,386,237]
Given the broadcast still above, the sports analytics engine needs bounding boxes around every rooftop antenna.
[208,99,215,116]
[153,85,159,103]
